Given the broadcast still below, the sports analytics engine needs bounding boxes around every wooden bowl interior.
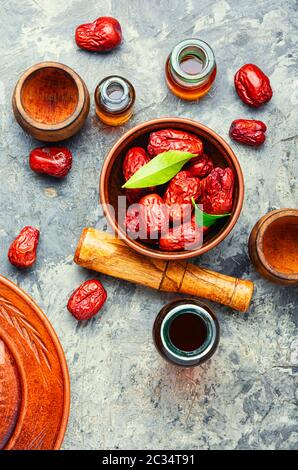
[262,215,298,275]
[105,121,240,257]
[21,67,79,125]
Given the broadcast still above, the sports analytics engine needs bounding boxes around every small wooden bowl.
[249,209,298,285]
[100,118,244,260]
[12,61,90,142]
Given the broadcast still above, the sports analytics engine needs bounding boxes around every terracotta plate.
[0,275,70,450]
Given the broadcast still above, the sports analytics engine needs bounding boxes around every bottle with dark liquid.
[153,299,220,367]
[94,75,135,126]
[165,39,217,101]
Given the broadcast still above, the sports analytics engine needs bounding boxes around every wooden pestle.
[74,228,254,312]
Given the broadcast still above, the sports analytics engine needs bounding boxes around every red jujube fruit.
[229,119,267,146]
[123,147,156,203]
[138,194,168,240]
[125,194,168,242]
[67,280,107,321]
[187,153,214,178]
[159,216,208,252]
[75,17,122,52]
[125,205,140,238]
[147,129,203,157]
[8,226,40,268]
[200,167,234,214]
[29,147,72,178]
[234,64,273,107]
[163,170,201,224]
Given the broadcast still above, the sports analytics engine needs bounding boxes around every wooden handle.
[74,228,254,312]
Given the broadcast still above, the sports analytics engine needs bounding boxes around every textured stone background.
[0,0,297,450]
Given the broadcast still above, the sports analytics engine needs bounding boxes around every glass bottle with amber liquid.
[95,76,135,126]
[165,39,217,101]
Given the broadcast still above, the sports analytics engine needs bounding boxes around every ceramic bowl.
[248,208,298,285]
[100,117,244,260]
[12,61,90,142]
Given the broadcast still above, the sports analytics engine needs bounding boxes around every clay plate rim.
[0,274,70,450]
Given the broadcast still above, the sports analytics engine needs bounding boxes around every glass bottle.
[153,298,219,367]
[165,39,217,101]
[94,75,135,126]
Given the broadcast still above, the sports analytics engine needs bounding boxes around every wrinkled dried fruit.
[123,147,155,203]
[125,205,140,238]
[164,170,201,224]
[67,279,107,321]
[147,129,203,157]
[75,16,122,52]
[139,193,168,239]
[234,64,273,107]
[159,216,208,251]
[125,194,168,241]
[8,226,40,268]
[187,153,213,178]
[229,119,267,146]
[29,147,72,178]
[200,167,234,214]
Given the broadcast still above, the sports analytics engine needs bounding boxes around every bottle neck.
[98,76,132,113]
[160,303,218,366]
[169,39,216,88]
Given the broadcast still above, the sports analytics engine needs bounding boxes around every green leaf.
[122,150,198,189]
[191,198,231,228]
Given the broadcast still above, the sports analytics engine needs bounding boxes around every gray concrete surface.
[0,0,297,450]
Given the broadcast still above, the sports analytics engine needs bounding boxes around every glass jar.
[165,39,216,101]
[153,298,220,367]
[94,75,135,126]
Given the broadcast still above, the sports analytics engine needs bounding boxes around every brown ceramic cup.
[12,61,90,142]
[100,117,244,260]
[248,208,298,285]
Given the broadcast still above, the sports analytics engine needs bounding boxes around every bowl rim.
[255,208,298,281]
[13,61,86,131]
[0,274,70,450]
[100,117,244,260]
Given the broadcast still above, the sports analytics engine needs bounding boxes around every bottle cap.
[100,76,132,112]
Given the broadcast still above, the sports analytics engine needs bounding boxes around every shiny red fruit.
[67,280,107,321]
[29,147,72,178]
[8,226,40,268]
[75,17,122,52]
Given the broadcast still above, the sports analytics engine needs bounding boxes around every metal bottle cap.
[100,77,131,112]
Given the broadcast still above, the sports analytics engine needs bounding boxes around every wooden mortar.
[74,228,254,312]
[249,208,298,285]
[12,62,90,142]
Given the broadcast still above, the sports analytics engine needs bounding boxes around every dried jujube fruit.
[187,153,214,178]
[229,119,267,146]
[234,64,273,107]
[67,279,107,321]
[75,17,122,52]
[164,170,201,224]
[29,147,72,178]
[8,226,40,268]
[147,129,203,157]
[159,216,208,251]
[123,147,156,204]
[138,193,168,240]
[200,167,234,214]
